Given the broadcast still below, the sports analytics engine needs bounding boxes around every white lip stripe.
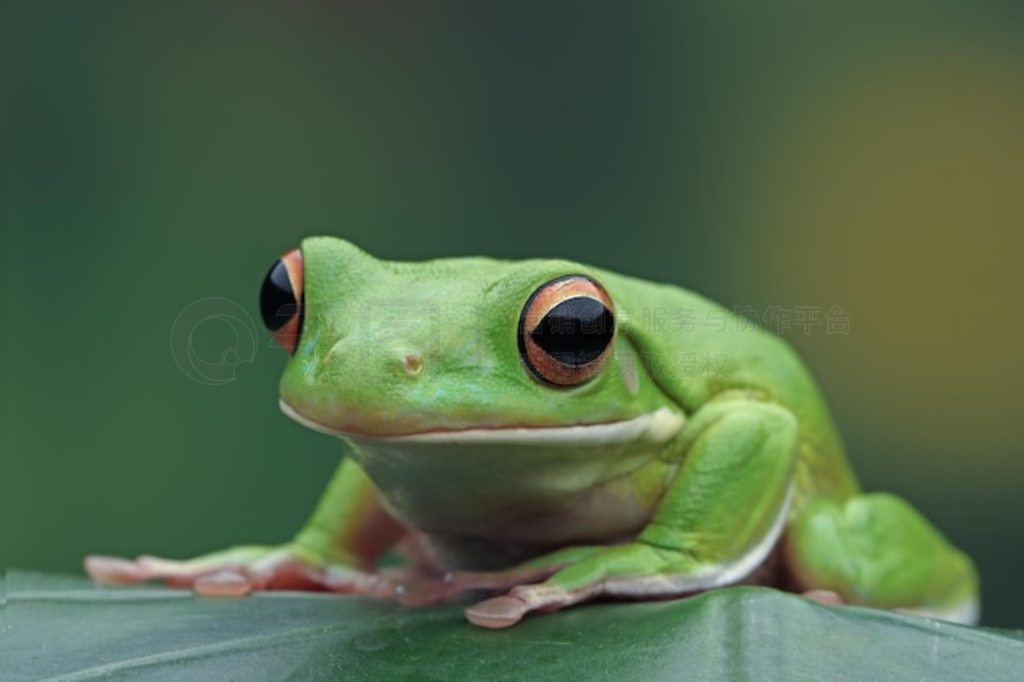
[279,399,345,437]
[279,399,685,447]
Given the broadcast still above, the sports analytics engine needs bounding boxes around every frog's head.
[259,237,683,447]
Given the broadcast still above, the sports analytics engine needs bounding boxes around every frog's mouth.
[278,399,685,447]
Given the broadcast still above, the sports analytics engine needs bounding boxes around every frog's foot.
[441,565,561,594]
[465,542,703,629]
[85,545,398,598]
[786,493,980,625]
[386,546,597,607]
[394,564,563,607]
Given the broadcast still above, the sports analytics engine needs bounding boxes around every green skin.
[86,237,979,629]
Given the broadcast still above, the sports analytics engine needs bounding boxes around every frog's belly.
[345,437,676,570]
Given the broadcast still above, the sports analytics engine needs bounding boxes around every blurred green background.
[5,3,1023,625]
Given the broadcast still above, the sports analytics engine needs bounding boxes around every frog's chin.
[278,399,685,447]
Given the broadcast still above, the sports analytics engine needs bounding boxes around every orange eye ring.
[259,248,304,354]
[518,275,616,387]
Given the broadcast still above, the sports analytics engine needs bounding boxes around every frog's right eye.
[518,275,616,387]
[259,249,304,354]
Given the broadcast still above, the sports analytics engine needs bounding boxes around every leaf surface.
[3,571,1022,681]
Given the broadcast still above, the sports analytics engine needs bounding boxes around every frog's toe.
[85,553,229,587]
[442,565,562,594]
[194,569,254,597]
[392,567,561,607]
[465,583,598,628]
[135,554,241,587]
[84,555,148,584]
[316,563,399,598]
[390,574,449,606]
[86,546,279,589]
[802,589,844,606]
[441,545,607,599]
[465,595,530,628]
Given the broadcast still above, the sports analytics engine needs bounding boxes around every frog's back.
[599,269,860,504]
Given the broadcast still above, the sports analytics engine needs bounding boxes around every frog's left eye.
[259,248,303,354]
[518,275,616,387]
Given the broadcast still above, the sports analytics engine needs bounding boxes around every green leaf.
[3,571,1022,681]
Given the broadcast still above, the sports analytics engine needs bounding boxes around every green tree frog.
[87,237,979,629]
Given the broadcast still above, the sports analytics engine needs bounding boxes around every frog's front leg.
[86,458,411,598]
[464,398,799,628]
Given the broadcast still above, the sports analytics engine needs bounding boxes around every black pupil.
[259,260,297,331]
[531,297,614,366]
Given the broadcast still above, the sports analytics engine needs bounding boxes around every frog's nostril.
[402,354,424,377]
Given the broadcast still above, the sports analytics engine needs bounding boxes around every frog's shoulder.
[593,268,855,495]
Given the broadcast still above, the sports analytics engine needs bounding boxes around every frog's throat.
[278,399,685,446]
